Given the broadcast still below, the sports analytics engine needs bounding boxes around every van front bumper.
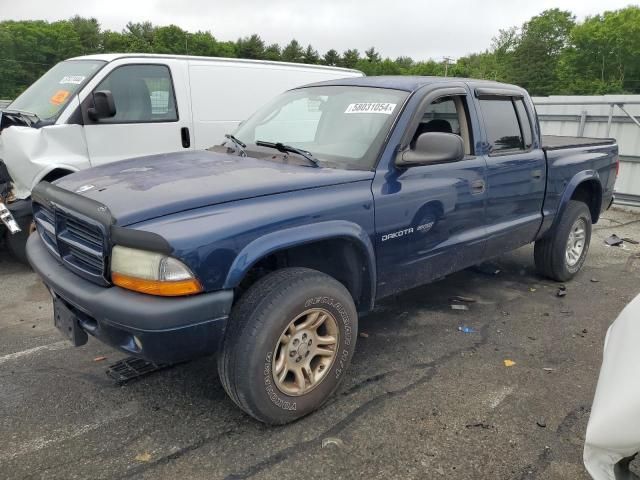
[26,234,234,364]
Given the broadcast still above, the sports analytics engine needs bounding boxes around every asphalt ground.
[1,207,639,480]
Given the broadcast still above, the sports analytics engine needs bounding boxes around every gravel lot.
[1,208,639,480]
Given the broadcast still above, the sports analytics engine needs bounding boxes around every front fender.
[223,219,376,300]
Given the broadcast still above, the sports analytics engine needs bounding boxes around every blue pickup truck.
[26,76,618,424]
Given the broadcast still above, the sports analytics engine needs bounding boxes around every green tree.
[322,49,340,66]
[69,16,102,53]
[236,34,265,59]
[507,9,575,95]
[341,49,360,68]
[153,25,188,54]
[303,44,319,64]
[282,39,304,63]
[263,43,281,61]
[364,47,381,63]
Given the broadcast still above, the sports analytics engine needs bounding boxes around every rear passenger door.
[81,59,193,166]
[474,90,546,256]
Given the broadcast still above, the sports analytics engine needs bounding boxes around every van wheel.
[6,216,32,265]
[534,200,592,282]
[218,267,357,424]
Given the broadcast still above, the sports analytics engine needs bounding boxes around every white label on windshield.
[344,103,397,115]
[59,75,86,85]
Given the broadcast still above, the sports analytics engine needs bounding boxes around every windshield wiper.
[224,134,247,157]
[2,109,40,127]
[256,140,320,168]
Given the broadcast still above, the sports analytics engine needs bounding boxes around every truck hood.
[55,150,374,226]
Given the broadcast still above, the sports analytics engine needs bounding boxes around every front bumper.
[26,234,234,364]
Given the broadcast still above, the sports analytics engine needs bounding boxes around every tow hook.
[0,202,21,234]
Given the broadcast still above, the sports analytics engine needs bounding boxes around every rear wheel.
[218,267,357,424]
[534,200,592,282]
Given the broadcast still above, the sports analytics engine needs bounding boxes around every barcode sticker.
[344,103,397,115]
[60,75,86,85]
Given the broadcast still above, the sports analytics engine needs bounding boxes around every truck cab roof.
[302,75,527,94]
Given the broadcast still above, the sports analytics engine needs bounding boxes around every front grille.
[33,202,109,285]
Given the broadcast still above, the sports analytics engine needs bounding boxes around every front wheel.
[217,267,358,424]
[534,200,592,282]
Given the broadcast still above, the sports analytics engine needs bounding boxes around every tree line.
[1,6,639,99]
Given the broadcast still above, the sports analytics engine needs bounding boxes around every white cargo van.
[0,54,362,260]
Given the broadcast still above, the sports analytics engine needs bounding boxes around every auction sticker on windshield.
[344,103,397,114]
[50,90,71,105]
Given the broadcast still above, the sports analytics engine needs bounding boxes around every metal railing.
[533,98,640,207]
[534,99,640,137]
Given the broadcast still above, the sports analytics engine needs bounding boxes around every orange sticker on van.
[50,90,71,105]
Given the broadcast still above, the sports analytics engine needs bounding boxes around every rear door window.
[93,64,177,123]
[479,99,524,153]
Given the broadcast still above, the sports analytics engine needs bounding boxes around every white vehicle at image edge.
[584,293,640,480]
[0,53,362,260]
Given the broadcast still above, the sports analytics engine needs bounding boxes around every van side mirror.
[396,132,465,167]
[88,90,116,121]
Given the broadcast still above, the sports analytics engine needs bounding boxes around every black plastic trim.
[475,87,524,98]
[111,225,173,254]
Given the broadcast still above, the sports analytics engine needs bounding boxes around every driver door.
[373,87,488,298]
[81,59,193,166]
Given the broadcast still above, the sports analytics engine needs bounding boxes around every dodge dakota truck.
[26,76,618,424]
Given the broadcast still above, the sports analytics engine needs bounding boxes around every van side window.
[412,95,473,155]
[479,98,526,153]
[94,65,177,123]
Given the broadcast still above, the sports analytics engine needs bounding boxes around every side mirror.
[397,132,464,167]
[88,90,116,121]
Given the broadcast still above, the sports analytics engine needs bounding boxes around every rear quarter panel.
[538,143,617,238]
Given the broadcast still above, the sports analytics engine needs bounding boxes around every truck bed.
[542,135,616,151]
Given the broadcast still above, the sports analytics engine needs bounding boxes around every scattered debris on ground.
[557,285,567,297]
[134,452,152,462]
[450,295,476,303]
[473,263,501,275]
[605,234,624,247]
[359,332,369,338]
[503,359,516,367]
[450,304,469,311]
[322,437,345,449]
[536,418,547,428]
[457,326,476,334]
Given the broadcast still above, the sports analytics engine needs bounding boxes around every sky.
[1,0,636,61]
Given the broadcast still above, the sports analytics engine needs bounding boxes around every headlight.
[110,246,202,296]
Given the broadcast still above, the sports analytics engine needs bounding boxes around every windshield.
[9,60,105,121]
[233,86,409,170]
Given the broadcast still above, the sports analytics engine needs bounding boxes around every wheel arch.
[555,171,603,228]
[34,166,78,187]
[224,221,376,313]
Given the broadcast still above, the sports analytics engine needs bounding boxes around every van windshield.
[8,60,105,121]
[233,86,409,170]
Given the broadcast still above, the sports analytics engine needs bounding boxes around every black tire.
[534,200,592,282]
[5,215,32,265]
[218,267,358,424]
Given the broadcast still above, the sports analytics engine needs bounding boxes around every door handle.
[181,127,191,148]
[531,169,543,180]
[470,179,486,194]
